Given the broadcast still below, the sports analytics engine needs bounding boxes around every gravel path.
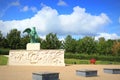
[0,65,120,80]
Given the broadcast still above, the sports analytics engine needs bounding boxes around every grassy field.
[65,59,120,65]
[0,55,8,65]
[0,55,120,65]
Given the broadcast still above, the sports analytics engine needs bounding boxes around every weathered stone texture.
[9,50,65,66]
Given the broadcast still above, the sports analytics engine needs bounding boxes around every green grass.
[65,59,120,65]
[0,55,120,65]
[0,55,8,65]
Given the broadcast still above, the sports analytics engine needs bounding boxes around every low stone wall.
[9,50,65,66]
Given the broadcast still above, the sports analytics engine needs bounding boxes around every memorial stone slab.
[76,69,97,77]
[104,68,120,74]
[32,72,59,80]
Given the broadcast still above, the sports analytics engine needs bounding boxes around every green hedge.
[65,53,120,62]
[65,59,120,64]
[0,48,10,55]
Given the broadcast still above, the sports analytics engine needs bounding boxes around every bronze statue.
[23,27,38,43]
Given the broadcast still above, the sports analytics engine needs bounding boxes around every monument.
[23,27,40,50]
[9,27,65,66]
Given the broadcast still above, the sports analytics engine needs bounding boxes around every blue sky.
[0,0,120,40]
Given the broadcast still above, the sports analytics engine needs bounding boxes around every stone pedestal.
[32,72,59,80]
[76,69,97,77]
[104,68,120,74]
[9,50,65,66]
[27,43,40,50]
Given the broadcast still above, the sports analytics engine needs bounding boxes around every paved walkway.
[0,65,120,80]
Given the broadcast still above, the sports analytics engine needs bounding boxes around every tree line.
[0,29,120,56]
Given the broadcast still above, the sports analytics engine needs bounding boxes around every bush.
[65,53,120,62]
[0,48,9,55]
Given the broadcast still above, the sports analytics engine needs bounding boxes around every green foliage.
[1,29,120,56]
[20,35,30,49]
[0,31,3,47]
[41,33,61,49]
[64,35,77,52]
[0,55,8,65]
[65,59,120,64]
[7,29,21,49]
[97,37,109,54]
[65,59,89,64]
[65,53,120,62]
[76,36,97,54]
[0,48,10,55]
[112,41,120,55]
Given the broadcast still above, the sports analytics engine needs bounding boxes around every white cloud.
[0,6,111,38]
[40,3,47,7]
[59,6,110,34]
[57,0,68,6]
[95,33,120,40]
[30,6,38,12]
[11,1,20,6]
[20,6,37,12]
[20,6,29,12]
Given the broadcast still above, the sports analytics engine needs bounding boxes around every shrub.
[65,53,120,62]
[0,48,9,55]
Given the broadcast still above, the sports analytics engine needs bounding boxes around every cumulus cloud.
[59,6,110,34]
[57,0,68,6]
[20,6,38,12]
[95,33,120,40]
[0,6,110,37]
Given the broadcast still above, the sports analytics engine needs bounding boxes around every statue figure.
[23,27,38,43]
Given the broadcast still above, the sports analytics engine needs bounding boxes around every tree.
[97,37,106,55]
[0,31,3,47]
[97,37,114,55]
[41,33,61,49]
[76,36,97,54]
[7,29,21,49]
[105,39,114,55]
[0,31,8,48]
[20,35,30,49]
[112,41,120,55]
[64,35,77,53]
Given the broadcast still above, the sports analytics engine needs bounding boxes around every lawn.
[0,55,120,65]
[0,55,8,65]
[65,59,120,65]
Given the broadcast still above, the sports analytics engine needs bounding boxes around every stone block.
[104,68,120,74]
[32,72,59,80]
[9,50,65,66]
[76,69,97,77]
[27,43,40,50]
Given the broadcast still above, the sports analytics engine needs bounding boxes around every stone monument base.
[9,50,65,66]
[27,43,40,50]
[104,68,120,74]
[32,72,59,80]
[76,69,97,77]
